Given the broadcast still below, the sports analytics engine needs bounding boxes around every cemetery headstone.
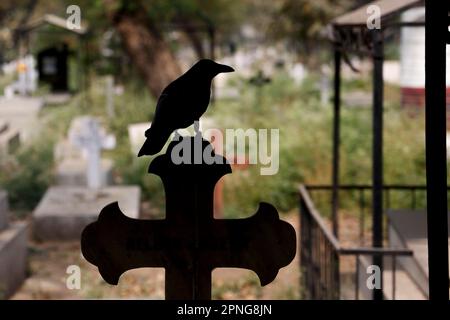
[4,56,38,98]
[68,117,116,190]
[33,117,140,241]
[55,117,114,187]
[33,186,140,241]
[16,62,26,97]
[0,96,44,142]
[55,158,113,187]
[105,75,115,118]
[0,191,28,299]
[128,122,151,155]
[249,70,271,110]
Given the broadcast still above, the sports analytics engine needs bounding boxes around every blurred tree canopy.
[71,0,246,96]
[0,0,373,94]
[0,0,39,61]
[269,0,371,66]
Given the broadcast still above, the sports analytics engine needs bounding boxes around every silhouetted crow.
[138,59,234,156]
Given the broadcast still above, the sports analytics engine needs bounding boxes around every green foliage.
[0,69,431,220]
[0,92,88,212]
[0,73,15,93]
[268,0,349,64]
[212,272,263,299]
[0,140,53,212]
[206,71,429,218]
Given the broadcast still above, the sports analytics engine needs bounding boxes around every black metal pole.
[372,30,384,301]
[332,47,341,238]
[425,0,449,301]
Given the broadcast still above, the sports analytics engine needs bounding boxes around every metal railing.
[299,185,414,300]
[304,184,449,246]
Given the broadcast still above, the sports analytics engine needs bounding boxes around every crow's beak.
[217,64,234,73]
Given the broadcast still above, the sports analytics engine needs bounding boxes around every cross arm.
[81,202,168,285]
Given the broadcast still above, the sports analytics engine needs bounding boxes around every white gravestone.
[5,56,38,98]
[128,122,151,155]
[68,117,116,190]
[34,117,141,241]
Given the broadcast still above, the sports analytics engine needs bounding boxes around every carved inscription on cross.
[81,135,296,300]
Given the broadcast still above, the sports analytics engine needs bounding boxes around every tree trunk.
[178,19,206,59]
[103,1,181,97]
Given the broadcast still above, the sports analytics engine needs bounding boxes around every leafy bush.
[0,72,433,219]
[208,72,430,218]
[0,141,53,212]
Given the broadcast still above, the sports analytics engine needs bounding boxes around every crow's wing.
[150,93,171,132]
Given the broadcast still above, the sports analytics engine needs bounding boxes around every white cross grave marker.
[68,116,115,190]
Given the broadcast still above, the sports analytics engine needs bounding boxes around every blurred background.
[0,0,447,300]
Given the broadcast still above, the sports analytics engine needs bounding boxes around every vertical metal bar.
[317,230,321,299]
[327,243,334,300]
[306,211,312,299]
[359,189,365,245]
[355,254,360,300]
[425,0,449,300]
[392,255,396,300]
[318,230,322,299]
[300,198,312,299]
[447,13,450,44]
[372,29,384,301]
[332,48,342,239]
[306,204,312,299]
[299,196,305,298]
[338,253,341,300]
[312,222,317,299]
[322,238,326,299]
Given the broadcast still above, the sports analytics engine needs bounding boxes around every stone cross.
[249,70,271,111]
[69,117,115,190]
[81,135,296,300]
[249,70,271,88]
[105,75,115,118]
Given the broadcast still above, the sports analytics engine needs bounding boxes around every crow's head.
[191,59,234,78]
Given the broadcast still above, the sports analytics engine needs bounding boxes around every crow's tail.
[137,125,173,157]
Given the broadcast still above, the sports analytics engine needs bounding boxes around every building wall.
[400,7,450,108]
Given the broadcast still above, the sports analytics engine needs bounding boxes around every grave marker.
[33,117,139,241]
[68,116,116,190]
[82,135,296,300]
[105,75,115,118]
